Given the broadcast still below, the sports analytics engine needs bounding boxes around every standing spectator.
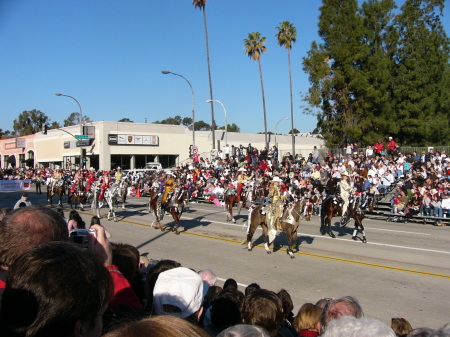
[374,139,384,157]
[387,137,399,157]
[312,146,320,164]
[67,209,86,230]
[293,303,322,337]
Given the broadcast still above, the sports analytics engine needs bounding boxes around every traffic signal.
[82,148,86,157]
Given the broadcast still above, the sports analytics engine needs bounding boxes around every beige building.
[1,121,324,170]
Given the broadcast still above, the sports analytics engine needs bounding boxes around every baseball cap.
[153,267,204,318]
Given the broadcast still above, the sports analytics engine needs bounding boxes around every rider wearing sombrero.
[237,167,252,202]
[51,168,63,196]
[267,176,286,231]
[340,171,355,224]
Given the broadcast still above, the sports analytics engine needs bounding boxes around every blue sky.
[0,0,448,135]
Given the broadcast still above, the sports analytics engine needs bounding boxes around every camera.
[69,229,96,248]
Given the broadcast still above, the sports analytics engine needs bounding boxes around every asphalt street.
[1,189,449,329]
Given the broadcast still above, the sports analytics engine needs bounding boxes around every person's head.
[223,278,238,291]
[217,324,271,337]
[90,216,102,227]
[21,193,29,199]
[277,289,294,320]
[198,268,217,286]
[0,206,68,269]
[103,315,211,337]
[152,267,204,322]
[204,285,223,304]
[293,303,322,332]
[391,318,413,337]
[407,328,436,337]
[320,295,364,333]
[111,242,140,283]
[211,288,244,332]
[68,210,85,227]
[323,316,395,337]
[245,283,261,297]
[0,241,112,337]
[241,289,285,337]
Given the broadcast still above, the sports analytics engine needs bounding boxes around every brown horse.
[224,183,255,223]
[149,186,188,233]
[320,194,367,242]
[246,199,306,258]
[68,178,87,211]
[47,179,66,207]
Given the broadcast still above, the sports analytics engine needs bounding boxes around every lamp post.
[274,117,289,148]
[205,99,227,146]
[161,70,195,146]
[55,93,85,168]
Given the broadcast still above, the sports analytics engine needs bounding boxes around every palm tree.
[192,0,216,149]
[276,21,297,156]
[244,32,268,148]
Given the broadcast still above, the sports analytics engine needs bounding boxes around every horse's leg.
[172,210,181,234]
[262,224,274,254]
[246,218,257,251]
[353,220,367,243]
[284,226,296,259]
[327,216,336,238]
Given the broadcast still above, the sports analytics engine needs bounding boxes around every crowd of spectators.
[0,203,449,336]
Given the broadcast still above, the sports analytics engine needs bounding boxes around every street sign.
[75,135,89,140]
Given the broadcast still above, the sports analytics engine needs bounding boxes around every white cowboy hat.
[238,167,246,172]
[341,171,349,176]
[271,176,282,183]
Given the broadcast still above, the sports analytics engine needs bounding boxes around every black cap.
[22,193,29,197]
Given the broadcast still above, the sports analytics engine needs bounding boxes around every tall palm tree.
[244,32,268,148]
[276,21,297,156]
[192,0,216,149]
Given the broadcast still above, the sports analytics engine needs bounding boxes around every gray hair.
[323,316,395,337]
[198,268,217,286]
[320,295,364,332]
[407,328,436,337]
[431,324,450,337]
[217,324,270,337]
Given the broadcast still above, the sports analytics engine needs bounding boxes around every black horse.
[320,194,367,243]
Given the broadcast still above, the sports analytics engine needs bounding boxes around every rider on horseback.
[114,167,123,183]
[69,169,83,194]
[237,167,252,202]
[267,176,286,231]
[86,167,97,192]
[99,170,111,201]
[161,172,176,208]
[51,169,63,195]
[340,171,355,224]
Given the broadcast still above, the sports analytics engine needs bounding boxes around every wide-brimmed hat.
[341,171,349,176]
[238,167,246,172]
[271,176,282,183]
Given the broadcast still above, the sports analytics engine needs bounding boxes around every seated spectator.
[391,317,413,337]
[245,282,261,296]
[322,316,395,337]
[430,194,443,217]
[0,241,112,337]
[103,315,211,337]
[205,288,244,335]
[293,302,322,337]
[152,267,204,323]
[145,259,182,313]
[218,324,270,337]
[419,193,432,216]
[319,295,364,334]
[241,289,295,337]
[278,289,297,335]
[223,278,238,291]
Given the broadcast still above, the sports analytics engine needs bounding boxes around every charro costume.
[340,171,354,222]
[267,176,286,239]
[161,172,176,207]
[115,167,123,183]
[51,169,63,195]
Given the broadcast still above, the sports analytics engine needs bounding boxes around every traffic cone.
[136,184,141,198]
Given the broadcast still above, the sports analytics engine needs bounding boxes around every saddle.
[225,188,237,197]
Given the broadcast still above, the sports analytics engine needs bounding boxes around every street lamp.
[205,99,227,146]
[55,93,84,168]
[161,70,195,146]
[274,117,289,148]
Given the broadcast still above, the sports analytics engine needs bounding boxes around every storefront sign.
[0,180,31,191]
[108,134,159,146]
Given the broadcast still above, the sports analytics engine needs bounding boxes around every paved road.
[2,190,449,329]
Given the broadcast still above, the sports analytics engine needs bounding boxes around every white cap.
[153,267,204,318]
[272,176,282,183]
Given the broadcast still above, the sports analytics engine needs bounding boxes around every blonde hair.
[293,303,322,332]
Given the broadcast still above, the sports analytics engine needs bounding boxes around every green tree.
[13,109,49,135]
[118,118,134,122]
[276,21,297,155]
[63,112,90,126]
[303,0,368,147]
[50,121,61,129]
[244,32,269,148]
[392,0,450,145]
[182,117,192,126]
[193,0,216,148]
[359,0,397,144]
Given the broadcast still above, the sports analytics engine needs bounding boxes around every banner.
[0,180,32,191]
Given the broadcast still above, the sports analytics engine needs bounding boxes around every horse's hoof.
[232,219,236,224]
[330,234,336,238]
[266,251,272,254]
[352,236,357,240]
[320,230,325,235]
[362,238,367,243]
[290,254,295,259]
